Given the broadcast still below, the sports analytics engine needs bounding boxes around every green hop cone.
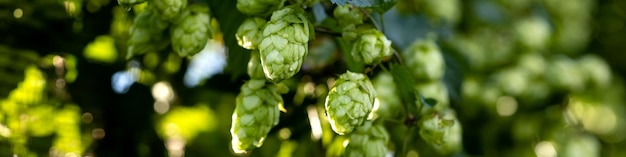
[419,109,462,155]
[152,0,187,20]
[325,71,376,135]
[127,9,170,59]
[117,0,146,7]
[546,56,585,92]
[170,4,214,57]
[372,71,402,119]
[344,121,390,157]
[230,79,284,153]
[236,17,267,50]
[404,39,445,81]
[258,6,311,82]
[578,54,612,88]
[237,0,285,16]
[333,5,364,28]
[248,50,265,79]
[351,29,392,65]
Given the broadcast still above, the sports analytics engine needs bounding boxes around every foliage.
[1,0,626,156]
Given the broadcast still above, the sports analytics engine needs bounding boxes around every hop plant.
[151,0,187,20]
[247,50,265,79]
[404,39,445,81]
[237,0,285,16]
[351,29,393,65]
[230,79,284,153]
[419,109,463,155]
[258,6,311,82]
[127,9,169,58]
[236,17,267,50]
[344,121,390,157]
[325,71,376,135]
[170,4,214,57]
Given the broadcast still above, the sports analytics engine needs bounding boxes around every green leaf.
[337,37,364,73]
[205,0,249,81]
[419,94,437,108]
[389,63,417,114]
[331,0,397,13]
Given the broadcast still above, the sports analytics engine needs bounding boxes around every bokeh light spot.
[13,8,23,19]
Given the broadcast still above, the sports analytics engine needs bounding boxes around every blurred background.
[1,0,626,156]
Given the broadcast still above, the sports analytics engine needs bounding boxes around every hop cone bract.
[258,6,311,82]
[325,71,376,135]
[351,29,392,65]
[170,4,213,57]
[248,50,265,79]
[230,79,283,153]
[237,0,285,16]
[344,121,390,157]
[236,17,267,50]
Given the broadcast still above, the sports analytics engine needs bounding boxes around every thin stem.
[364,64,378,75]
[359,8,382,31]
[402,126,414,156]
[393,47,404,65]
[377,63,389,72]
[380,13,385,33]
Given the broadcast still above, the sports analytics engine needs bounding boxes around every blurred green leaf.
[419,95,437,109]
[389,63,417,115]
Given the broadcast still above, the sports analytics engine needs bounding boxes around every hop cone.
[117,0,146,7]
[351,29,392,65]
[127,9,169,59]
[404,39,445,81]
[236,17,267,50]
[152,0,187,20]
[170,4,213,57]
[372,71,402,119]
[578,54,612,88]
[546,56,584,92]
[230,79,283,153]
[237,0,285,16]
[325,71,376,135]
[344,122,389,157]
[248,50,265,79]
[258,6,311,82]
[419,109,462,155]
[333,5,363,28]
